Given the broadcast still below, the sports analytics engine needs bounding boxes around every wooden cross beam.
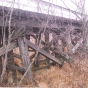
[26,39,62,65]
[0,42,17,56]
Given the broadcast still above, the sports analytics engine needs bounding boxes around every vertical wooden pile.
[0,56,2,80]
[52,33,59,65]
[44,30,50,68]
[18,35,32,81]
[34,31,41,67]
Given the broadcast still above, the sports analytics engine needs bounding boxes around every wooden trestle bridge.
[0,6,83,80]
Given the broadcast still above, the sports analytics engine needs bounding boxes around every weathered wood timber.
[13,53,35,60]
[0,6,82,30]
[13,53,21,59]
[26,39,62,65]
[45,30,50,68]
[34,31,41,67]
[7,64,26,72]
[34,54,40,67]
[0,42,17,56]
[7,64,48,72]
[0,5,85,83]
[18,36,32,80]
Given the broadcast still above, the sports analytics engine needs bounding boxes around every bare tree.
[1,0,15,82]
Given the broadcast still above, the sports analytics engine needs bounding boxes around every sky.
[0,0,87,19]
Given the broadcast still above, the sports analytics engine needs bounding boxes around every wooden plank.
[26,39,62,65]
[0,42,17,56]
[53,48,72,67]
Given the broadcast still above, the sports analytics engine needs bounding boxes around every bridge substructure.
[0,6,83,82]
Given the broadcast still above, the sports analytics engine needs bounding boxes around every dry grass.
[33,58,88,88]
[2,60,88,88]
[2,49,88,88]
[4,56,88,88]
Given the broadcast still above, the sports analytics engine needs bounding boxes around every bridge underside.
[0,6,83,81]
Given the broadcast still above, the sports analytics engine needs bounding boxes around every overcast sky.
[0,0,87,19]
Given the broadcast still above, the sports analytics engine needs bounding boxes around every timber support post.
[45,30,50,68]
[34,31,41,67]
[18,35,33,82]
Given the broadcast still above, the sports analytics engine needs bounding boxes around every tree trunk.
[0,56,2,80]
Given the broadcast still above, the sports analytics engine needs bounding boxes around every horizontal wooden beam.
[0,19,82,30]
[7,64,26,72]
[27,39,62,65]
[13,53,21,59]
[13,51,35,60]
[0,6,81,23]
[34,66,48,71]
[7,64,48,72]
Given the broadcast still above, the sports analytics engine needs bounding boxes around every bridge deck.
[0,6,82,29]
